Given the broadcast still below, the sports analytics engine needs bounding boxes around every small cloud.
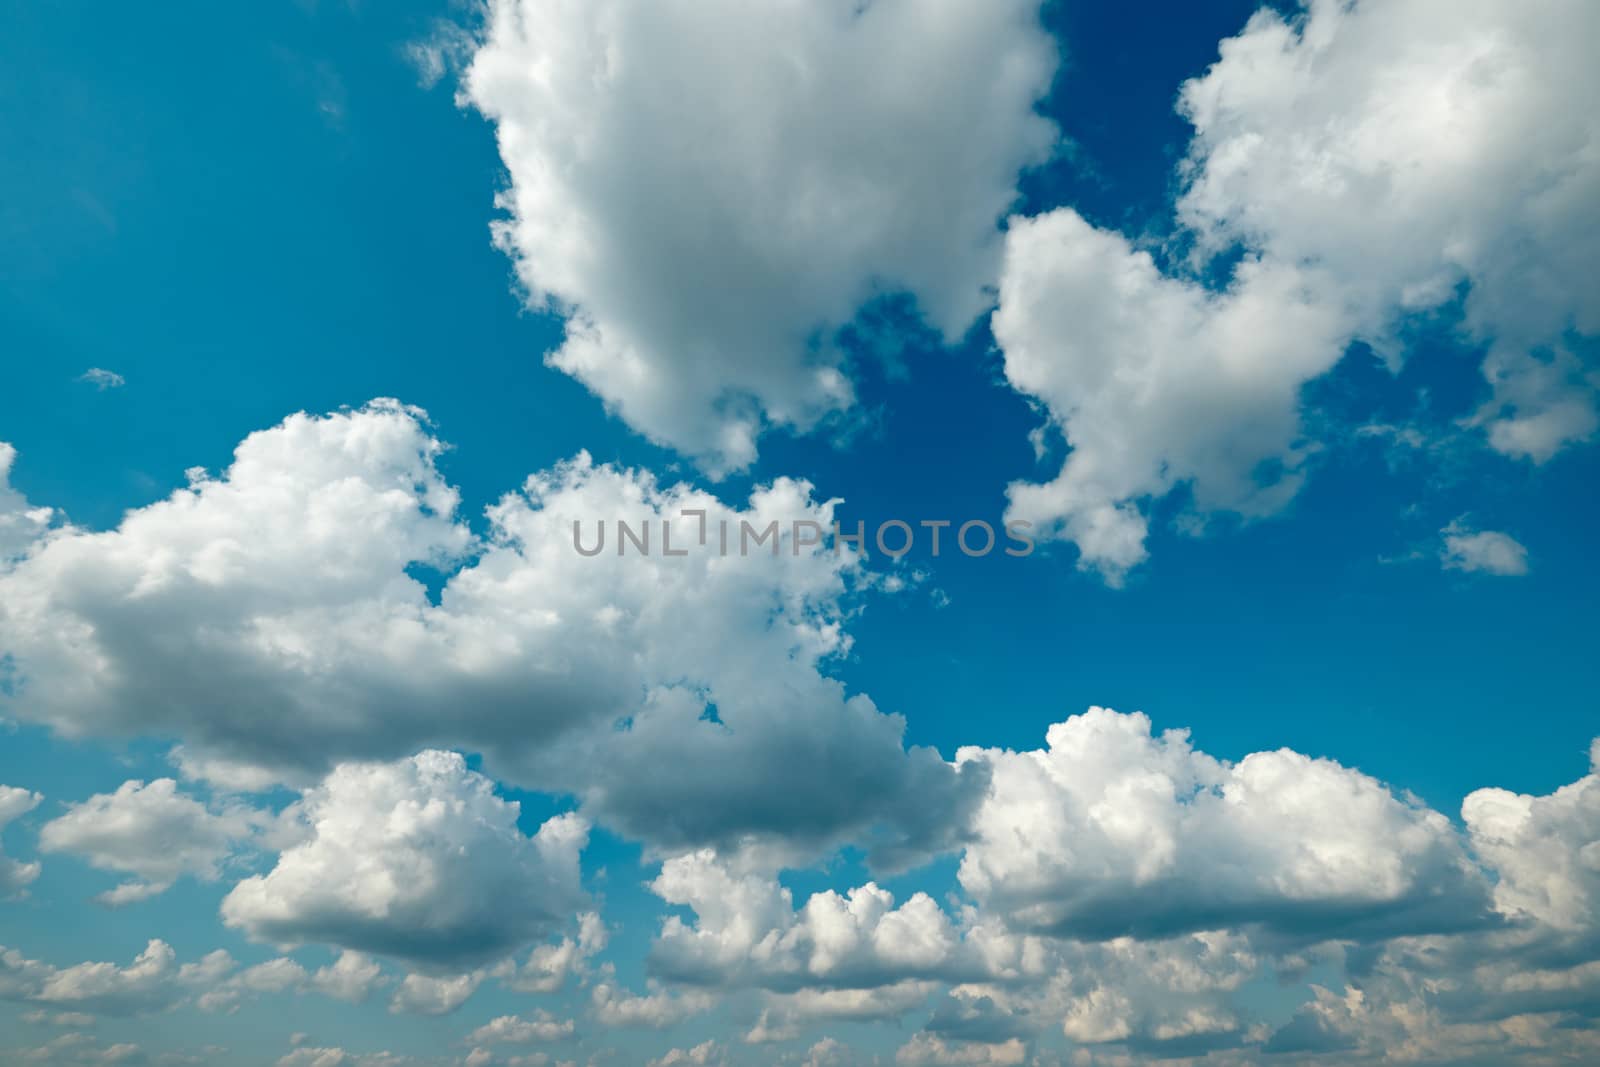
[78,368,125,390]
[1440,520,1530,576]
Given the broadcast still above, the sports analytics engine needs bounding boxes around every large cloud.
[997,0,1600,578]
[954,707,1491,942]
[0,401,981,863]
[4,727,1598,1064]
[642,848,1274,1052]
[639,850,1281,1057]
[38,778,258,905]
[623,717,1600,1059]
[0,401,472,778]
[995,212,1351,581]
[6,402,1597,1060]
[1178,0,1600,461]
[460,0,1058,472]
[221,751,587,971]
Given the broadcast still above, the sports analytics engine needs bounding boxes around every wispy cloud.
[77,368,125,390]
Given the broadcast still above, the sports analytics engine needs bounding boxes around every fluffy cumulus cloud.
[5,412,1599,1063]
[954,707,1491,942]
[994,213,1351,582]
[0,402,981,863]
[388,970,488,1017]
[1030,934,1262,1052]
[590,981,716,1030]
[0,401,470,780]
[1179,0,1600,461]
[460,0,1058,472]
[192,950,385,1014]
[641,839,1264,1052]
[1440,521,1532,577]
[38,778,258,904]
[997,0,1600,578]
[26,939,190,1017]
[648,850,971,991]
[221,750,587,971]
[0,785,43,897]
[611,719,1600,1063]
[1,728,1594,1062]
[1261,782,1600,1067]
[1464,739,1600,934]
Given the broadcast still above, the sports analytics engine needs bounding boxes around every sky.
[0,1,1597,1065]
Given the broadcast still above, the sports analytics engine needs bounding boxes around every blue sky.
[2,2,1598,1066]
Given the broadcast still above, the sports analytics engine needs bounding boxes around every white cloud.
[718,913,1262,1052]
[895,1033,1026,1066]
[1178,0,1600,462]
[650,850,969,990]
[500,912,606,994]
[76,368,125,391]
[33,939,181,1017]
[310,952,384,1005]
[996,0,1600,578]
[461,0,1058,472]
[589,981,715,1029]
[954,707,1490,941]
[7,729,1592,1062]
[13,1033,146,1065]
[0,785,43,897]
[38,778,258,904]
[646,1039,723,1067]
[0,443,53,561]
[0,400,469,779]
[0,945,53,1002]
[388,970,485,1016]
[1440,521,1531,576]
[221,751,587,971]
[4,391,1596,1065]
[0,939,386,1025]
[1,746,1589,1066]
[0,402,980,863]
[994,211,1350,582]
[465,1013,574,1045]
[1264,927,1600,1062]
[802,1038,852,1067]
[193,950,385,1014]
[759,981,940,1031]
[1464,739,1600,932]
[275,1049,414,1067]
